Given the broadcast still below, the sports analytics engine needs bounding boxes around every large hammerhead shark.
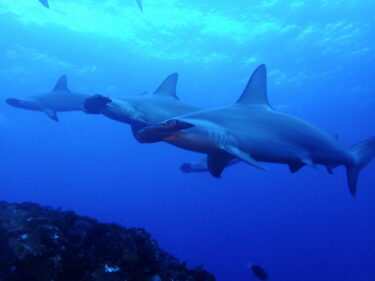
[138,65,375,196]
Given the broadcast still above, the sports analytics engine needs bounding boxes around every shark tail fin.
[346,137,375,197]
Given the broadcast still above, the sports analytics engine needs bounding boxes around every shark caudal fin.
[347,137,375,197]
[39,0,49,8]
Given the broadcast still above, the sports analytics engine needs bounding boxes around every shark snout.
[6,98,22,108]
[137,119,194,143]
[83,95,112,114]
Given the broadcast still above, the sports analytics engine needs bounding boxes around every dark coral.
[0,201,215,281]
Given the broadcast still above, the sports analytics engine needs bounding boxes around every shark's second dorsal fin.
[153,73,179,100]
[236,64,270,107]
[53,75,70,92]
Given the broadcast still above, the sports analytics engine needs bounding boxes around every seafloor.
[0,201,215,281]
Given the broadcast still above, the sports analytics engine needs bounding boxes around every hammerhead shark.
[83,73,202,138]
[6,75,88,122]
[137,65,375,196]
[38,0,144,12]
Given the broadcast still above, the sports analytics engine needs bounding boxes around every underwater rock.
[0,201,215,281]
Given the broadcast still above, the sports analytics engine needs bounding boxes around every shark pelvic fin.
[153,73,179,100]
[207,151,233,178]
[326,166,334,174]
[223,145,267,171]
[288,162,306,173]
[43,108,59,121]
[236,64,271,108]
[53,75,70,92]
[39,0,49,8]
[136,0,143,12]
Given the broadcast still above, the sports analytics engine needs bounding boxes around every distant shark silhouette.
[84,73,201,139]
[6,75,88,122]
[38,0,143,12]
[180,156,240,173]
[138,65,375,197]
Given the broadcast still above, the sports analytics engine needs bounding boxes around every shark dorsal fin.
[53,75,70,92]
[236,64,270,107]
[153,73,179,100]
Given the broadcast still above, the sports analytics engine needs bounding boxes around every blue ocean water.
[0,0,375,280]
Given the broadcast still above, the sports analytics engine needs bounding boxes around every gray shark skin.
[39,0,49,8]
[6,75,88,122]
[84,73,202,139]
[138,65,375,196]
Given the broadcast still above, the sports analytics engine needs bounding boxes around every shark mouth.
[83,95,112,114]
[137,119,194,143]
[6,98,22,108]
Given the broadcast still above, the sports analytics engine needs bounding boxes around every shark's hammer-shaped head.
[137,119,194,143]
[83,95,112,114]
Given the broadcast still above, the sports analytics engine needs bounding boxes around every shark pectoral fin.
[288,162,306,173]
[43,108,59,121]
[207,151,233,178]
[153,73,179,100]
[223,145,267,171]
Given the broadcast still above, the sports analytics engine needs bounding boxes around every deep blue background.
[1,1,375,280]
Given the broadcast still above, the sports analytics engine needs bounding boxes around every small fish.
[250,265,269,280]
[38,0,49,8]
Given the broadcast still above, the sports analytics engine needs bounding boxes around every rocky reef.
[0,201,215,281]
